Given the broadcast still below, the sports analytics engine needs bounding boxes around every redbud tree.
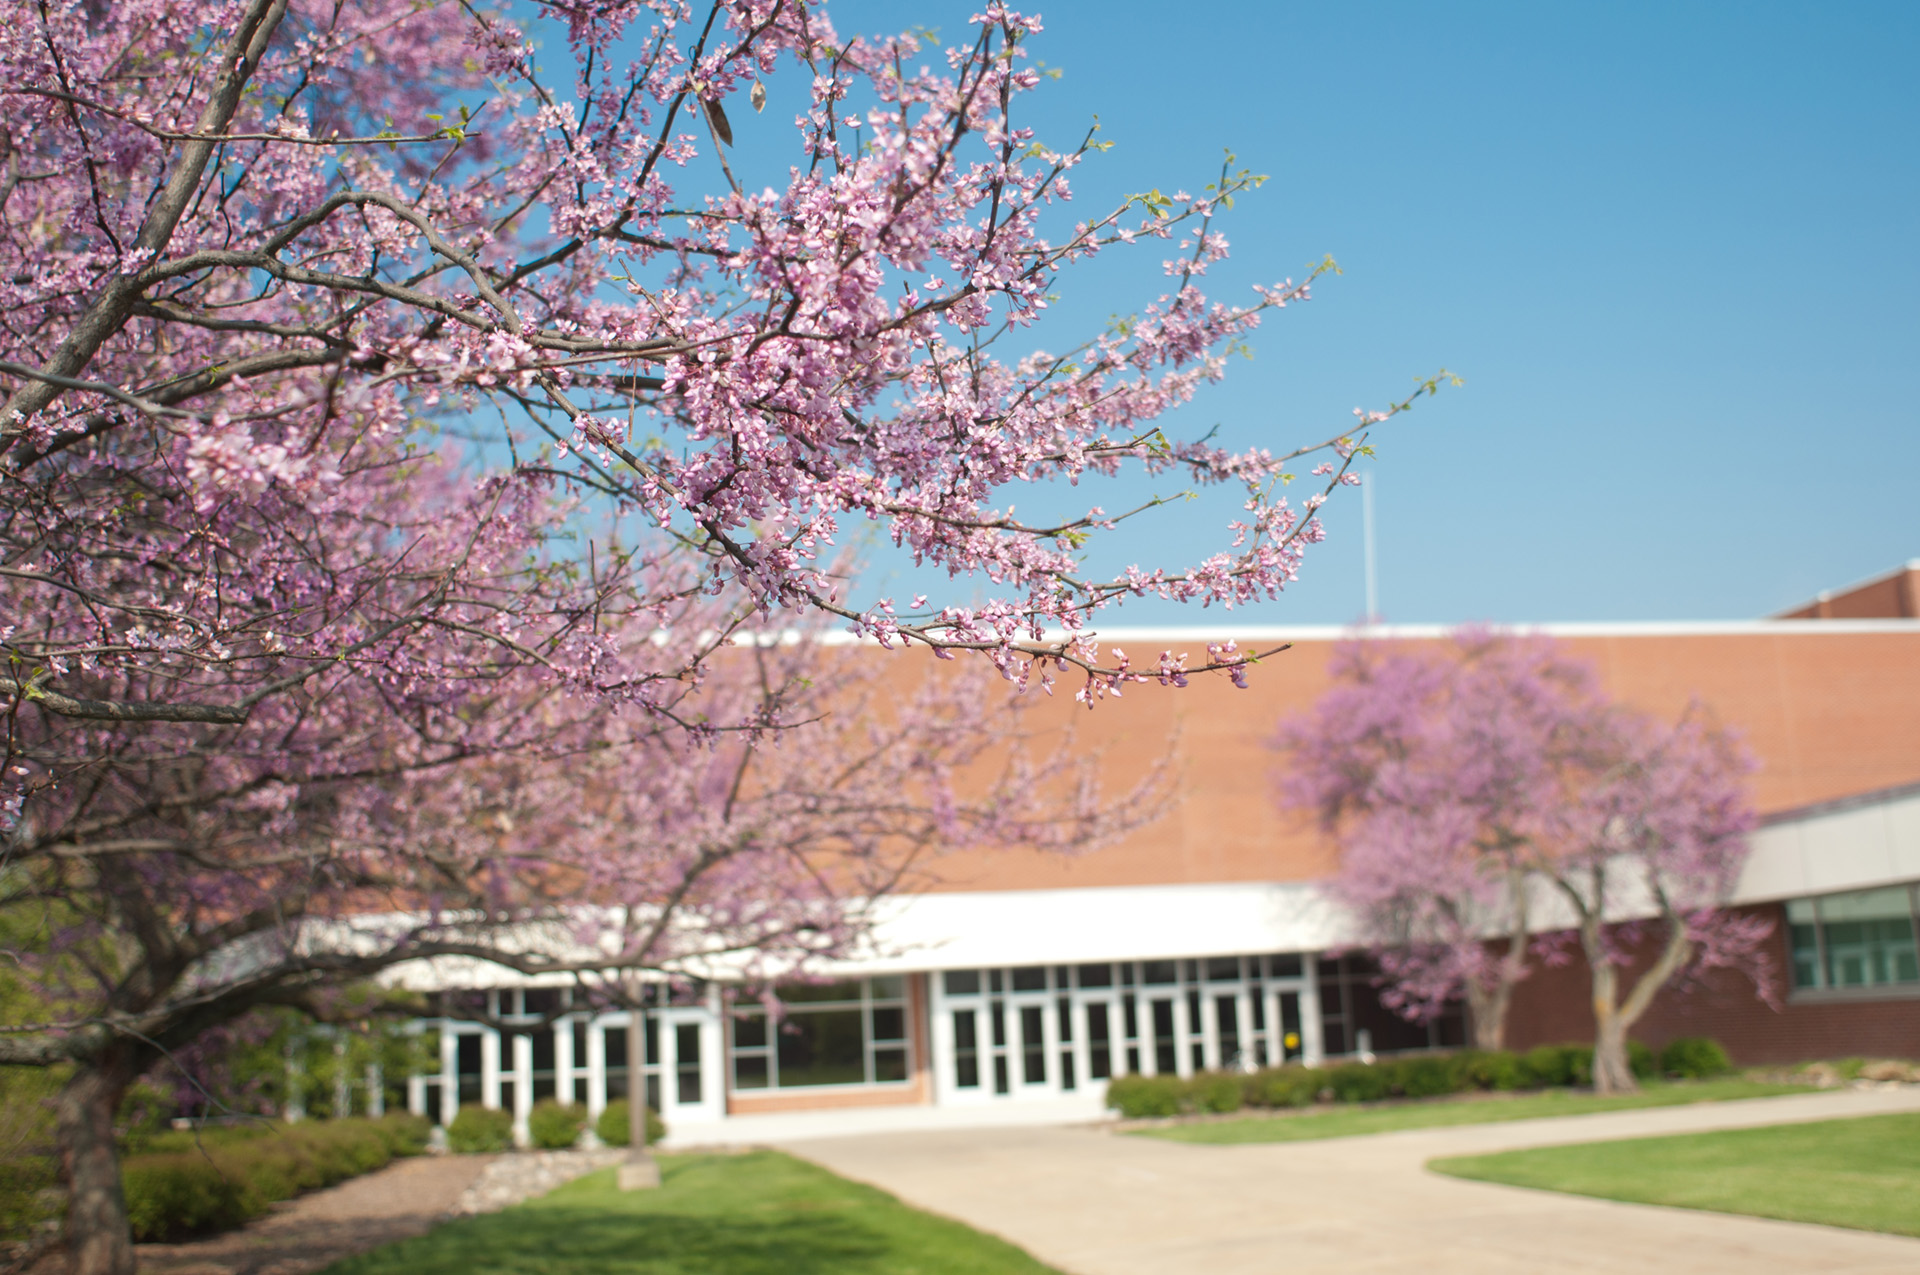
[1278,631,1766,1091]
[0,1,1439,1267]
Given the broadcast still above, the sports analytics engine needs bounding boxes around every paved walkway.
[777,1088,1920,1275]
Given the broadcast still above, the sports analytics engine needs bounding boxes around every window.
[1010,967,1048,992]
[1788,886,1920,992]
[730,978,911,1089]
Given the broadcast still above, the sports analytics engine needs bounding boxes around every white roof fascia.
[797,619,1920,646]
[1734,785,1920,904]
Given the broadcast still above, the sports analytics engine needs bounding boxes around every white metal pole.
[1362,470,1379,625]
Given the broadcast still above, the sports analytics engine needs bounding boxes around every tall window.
[1788,886,1920,991]
[729,977,910,1090]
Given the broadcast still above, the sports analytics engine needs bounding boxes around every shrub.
[528,1100,586,1150]
[1628,1039,1658,1079]
[1660,1036,1733,1079]
[1325,1061,1391,1104]
[1519,1044,1584,1088]
[1187,1072,1244,1114]
[1392,1054,1458,1099]
[372,1111,432,1156]
[122,1154,253,1243]
[120,1115,423,1242]
[1454,1050,1524,1092]
[1104,1074,1182,1118]
[594,1099,666,1147]
[1245,1065,1321,1108]
[446,1106,514,1153]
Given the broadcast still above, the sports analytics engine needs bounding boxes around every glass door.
[656,1007,723,1125]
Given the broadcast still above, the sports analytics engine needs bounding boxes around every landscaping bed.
[1100,1040,1920,1145]
[1107,1038,1722,1122]
[122,1113,432,1242]
[1127,1077,1815,1144]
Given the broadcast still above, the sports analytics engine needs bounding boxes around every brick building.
[397,565,1920,1141]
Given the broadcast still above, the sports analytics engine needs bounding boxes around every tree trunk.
[1591,1001,1636,1095]
[619,993,659,1190]
[1580,923,1640,1096]
[1466,859,1534,1052]
[56,1055,139,1275]
[1466,979,1510,1052]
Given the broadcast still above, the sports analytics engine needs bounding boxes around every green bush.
[1454,1050,1524,1091]
[1629,1039,1658,1079]
[1103,1074,1182,1118]
[1325,1061,1391,1103]
[446,1105,514,1153]
[1660,1036,1733,1079]
[119,1114,420,1243]
[527,1099,585,1150]
[122,1154,253,1242]
[1244,1065,1322,1108]
[1187,1072,1244,1114]
[372,1111,432,1156]
[1519,1044,1584,1088]
[1392,1054,1458,1098]
[594,1099,666,1147]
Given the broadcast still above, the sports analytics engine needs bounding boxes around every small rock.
[1857,1059,1918,1084]
[1799,1061,1841,1089]
[453,1148,628,1215]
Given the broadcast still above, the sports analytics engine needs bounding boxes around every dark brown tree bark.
[55,1049,141,1275]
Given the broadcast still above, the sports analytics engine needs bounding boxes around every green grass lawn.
[1135,1079,1813,1145]
[321,1150,1059,1275]
[1430,1113,1920,1238]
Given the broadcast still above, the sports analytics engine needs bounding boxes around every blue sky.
[805,0,1918,625]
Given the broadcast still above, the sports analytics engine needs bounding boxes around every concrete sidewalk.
[775,1088,1920,1275]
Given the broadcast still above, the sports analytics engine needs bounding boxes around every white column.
[702,988,725,1119]
[284,1038,306,1122]
[332,1035,351,1120]
[480,1029,501,1109]
[585,1017,607,1117]
[556,1019,576,1106]
[1300,954,1326,1065]
[512,1033,534,1143]
[440,1028,459,1120]
[366,1063,384,1117]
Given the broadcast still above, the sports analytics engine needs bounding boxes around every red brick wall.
[1503,904,1920,1064]
[1777,566,1919,619]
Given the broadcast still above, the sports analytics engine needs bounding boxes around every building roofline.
[1760,777,1920,827]
[1774,558,1920,615]
[801,618,1920,645]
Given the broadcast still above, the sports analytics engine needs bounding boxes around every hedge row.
[122,1113,430,1243]
[1104,1037,1730,1119]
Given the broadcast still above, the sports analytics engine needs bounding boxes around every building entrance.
[929,955,1319,1105]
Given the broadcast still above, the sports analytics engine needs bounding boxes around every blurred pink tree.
[1277,630,1766,1091]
